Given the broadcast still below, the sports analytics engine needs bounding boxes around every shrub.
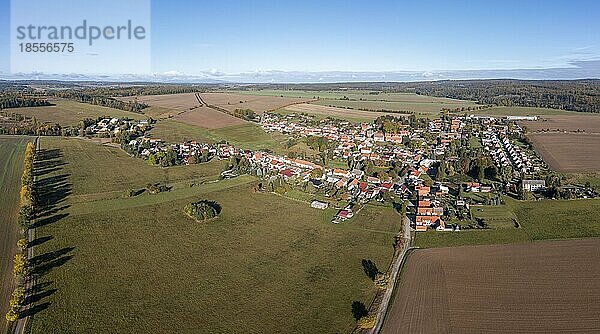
[184,200,221,222]
[146,183,168,194]
[357,314,376,329]
[374,273,390,288]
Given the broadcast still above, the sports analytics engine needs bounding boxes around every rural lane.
[370,215,413,334]
[13,137,39,334]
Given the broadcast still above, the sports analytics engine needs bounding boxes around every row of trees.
[232,108,258,121]
[6,141,36,322]
[50,91,147,113]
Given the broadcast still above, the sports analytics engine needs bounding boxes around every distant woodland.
[259,79,600,113]
[1,79,599,113]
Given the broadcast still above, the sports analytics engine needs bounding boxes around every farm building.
[310,200,329,210]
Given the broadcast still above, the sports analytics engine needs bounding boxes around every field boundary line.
[13,136,39,334]
[369,215,413,334]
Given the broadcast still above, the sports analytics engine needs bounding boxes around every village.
[84,111,597,231]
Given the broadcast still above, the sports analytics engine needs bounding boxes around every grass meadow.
[0,136,30,333]
[27,137,401,333]
[9,100,146,126]
[150,120,282,151]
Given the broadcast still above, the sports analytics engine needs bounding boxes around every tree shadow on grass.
[18,302,51,319]
[352,300,368,320]
[361,259,381,281]
[27,235,54,248]
[30,213,69,229]
[21,147,75,321]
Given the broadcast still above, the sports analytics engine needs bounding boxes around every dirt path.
[0,136,29,334]
[370,215,412,334]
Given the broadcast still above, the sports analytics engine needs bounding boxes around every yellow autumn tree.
[17,238,27,249]
[5,309,18,322]
[13,254,27,278]
[20,185,32,208]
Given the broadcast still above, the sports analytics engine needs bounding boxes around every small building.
[522,179,546,192]
[310,200,329,210]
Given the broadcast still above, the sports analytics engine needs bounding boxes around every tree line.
[0,93,52,109]
[6,141,36,323]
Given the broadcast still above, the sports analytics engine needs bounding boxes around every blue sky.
[1,0,599,78]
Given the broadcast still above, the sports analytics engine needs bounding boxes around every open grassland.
[382,239,600,334]
[528,133,600,172]
[0,136,29,333]
[150,120,283,151]
[172,107,247,129]
[28,137,401,333]
[470,205,518,229]
[9,99,146,126]
[416,197,600,248]
[40,137,226,197]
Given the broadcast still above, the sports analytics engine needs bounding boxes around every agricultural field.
[283,103,402,121]
[470,106,577,117]
[312,98,478,116]
[382,239,600,334]
[118,93,200,111]
[521,114,600,133]
[27,137,401,333]
[527,133,600,172]
[230,89,473,104]
[172,107,247,129]
[7,99,146,126]
[0,136,29,334]
[201,92,312,113]
[122,92,312,115]
[415,197,600,248]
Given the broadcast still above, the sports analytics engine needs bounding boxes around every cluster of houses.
[86,118,151,136]
[126,137,243,166]
[113,111,569,231]
[481,129,544,174]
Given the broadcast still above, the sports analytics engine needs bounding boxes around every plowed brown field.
[201,92,311,113]
[382,239,600,334]
[173,107,246,129]
[528,133,600,172]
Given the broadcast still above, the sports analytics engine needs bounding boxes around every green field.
[468,106,578,117]
[8,99,146,126]
[28,137,401,333]
[0,135,30,333]
[312,98,478,116]
[150,120,282,151]
[416,197,600,248]
[228,89,472,103]
[471,205,518,229]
